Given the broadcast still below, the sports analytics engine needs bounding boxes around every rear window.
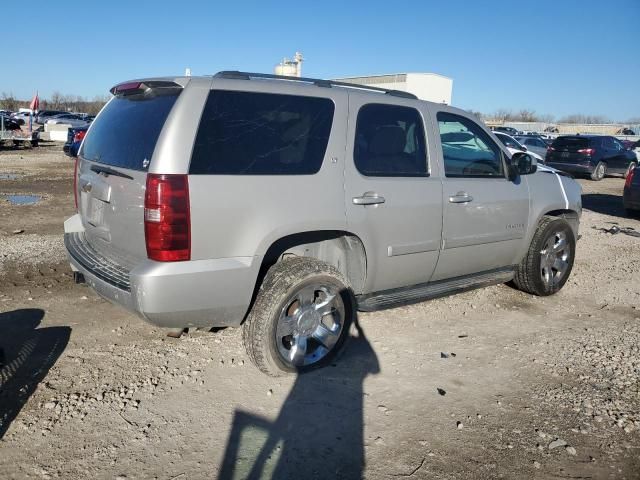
[552,137,591,150]
[189,90,334,175]
[80,90,179,171]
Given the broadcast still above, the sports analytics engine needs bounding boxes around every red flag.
[29,92,39,112]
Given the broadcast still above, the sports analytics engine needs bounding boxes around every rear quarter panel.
[187,80,350,261]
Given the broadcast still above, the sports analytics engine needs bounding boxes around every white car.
[494,132,545,163]
[46,114,90,128]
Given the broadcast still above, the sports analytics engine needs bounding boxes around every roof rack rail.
[214,71,418,100]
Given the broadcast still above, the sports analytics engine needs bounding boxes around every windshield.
[496,133,525,150]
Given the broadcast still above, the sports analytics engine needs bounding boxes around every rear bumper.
[64,216,260,328]
[623,188,640,210]
[546,161,594,174]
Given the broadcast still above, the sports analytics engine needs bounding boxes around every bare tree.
[558,114,611,124]
[49,91,63,110]
[517,109,538,122]
[0,92,19,112]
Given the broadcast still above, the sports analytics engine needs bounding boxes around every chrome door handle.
[449,193,473,203]
[353,194,386,205]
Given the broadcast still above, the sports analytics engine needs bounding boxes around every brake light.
[625,166,635,188]
[144,174,190,262]
[73,130,86,143]
[73,157,79,211]
[578,148,595,155]
[110,82,142,95]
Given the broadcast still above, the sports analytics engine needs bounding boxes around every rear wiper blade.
[90,164,134,180]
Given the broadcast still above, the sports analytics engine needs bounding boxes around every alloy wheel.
[275,283,345,368]
[539,231,571,288]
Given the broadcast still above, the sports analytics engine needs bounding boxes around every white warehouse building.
[333,73,453,104]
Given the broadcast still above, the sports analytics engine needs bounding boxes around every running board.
[356,267,515,312]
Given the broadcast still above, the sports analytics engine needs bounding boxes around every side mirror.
[509,152,537,180]
[521,145,528,152]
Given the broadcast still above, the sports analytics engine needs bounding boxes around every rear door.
[431,110,529,281]
[344,95,443,293]
[77,81,187,264]
[606,137,631,172]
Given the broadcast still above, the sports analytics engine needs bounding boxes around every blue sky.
[4,0,639,120]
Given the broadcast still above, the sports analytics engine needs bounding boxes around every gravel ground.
[0,146,639,479]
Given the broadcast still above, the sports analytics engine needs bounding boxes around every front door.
[431,111,530,281]
[344,97,443,293]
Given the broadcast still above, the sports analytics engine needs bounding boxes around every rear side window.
[80,90,179,171]
[354,104,427,177]
[552,137,590,150]
[190,91,335,175]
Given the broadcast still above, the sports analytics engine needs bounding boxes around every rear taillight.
[578,148,595,156]
[144,174,190,262]
[73,130,86,143]
[625,167,636,188]
[73,157,79,210]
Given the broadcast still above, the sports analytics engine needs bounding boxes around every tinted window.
[437,112,504,177]
[80,90,179,171]
[190,91,334,175]
[552,137,590,150]
[354,104,427,177]
[611,138,624,151]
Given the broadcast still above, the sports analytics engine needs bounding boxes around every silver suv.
[64,72,581,376]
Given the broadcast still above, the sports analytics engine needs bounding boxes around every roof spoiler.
[110,80,183,96]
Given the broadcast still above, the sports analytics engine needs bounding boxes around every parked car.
[46,113,90,128]
[0,114,22,131]
[493,126,522,136]
[35,110,68,124]
[515,135,550,159]
[623,166,640,216]
[9,112,29,125]
[64,72,581,376]
[616,127,636,135]
[494,132,545,163]
[63,126,88,157]
[546,135,637,180]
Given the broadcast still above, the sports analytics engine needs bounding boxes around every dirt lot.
[0,145,639,479]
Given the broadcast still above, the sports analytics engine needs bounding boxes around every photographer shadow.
[0,309,71,438]
[218,320,379,480]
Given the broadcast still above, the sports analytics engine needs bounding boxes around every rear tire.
[590,161,606,181]
[513,216,575,296]
[243,257,354,377]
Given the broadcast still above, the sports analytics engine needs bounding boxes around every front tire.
[590,161,606,181]
[513,216,576,296]
[243,257,354,376]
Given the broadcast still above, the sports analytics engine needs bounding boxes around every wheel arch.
[255,230,368,296]
[542,209,580,239]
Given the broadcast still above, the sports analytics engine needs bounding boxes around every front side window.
[437,112,504,177]
[353,104,427,177]
[190,91,334,175]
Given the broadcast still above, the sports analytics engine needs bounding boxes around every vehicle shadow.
[217,319,380,480]
[0,309,71,438]
[582,193,628,218]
